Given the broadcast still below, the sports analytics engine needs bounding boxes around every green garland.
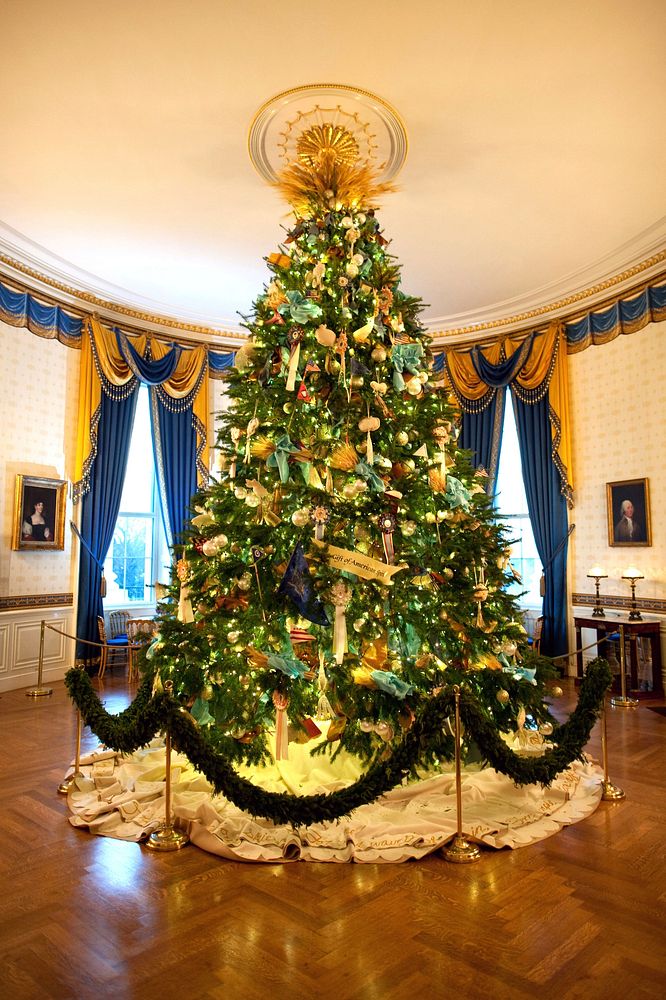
[65,658,611,827]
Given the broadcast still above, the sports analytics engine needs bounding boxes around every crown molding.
[426,218,666,345]
[0,225,246,347]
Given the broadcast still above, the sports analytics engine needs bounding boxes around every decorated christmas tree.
[147,124,559,770]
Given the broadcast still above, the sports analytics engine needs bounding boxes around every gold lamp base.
[610,695,639,709]
[26,686,53,698]
[144,825,189,852]
[601,779,626,801]
[443,835,481,864]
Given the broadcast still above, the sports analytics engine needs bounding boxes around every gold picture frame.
[606,478,651,547]
[11,475,67,551]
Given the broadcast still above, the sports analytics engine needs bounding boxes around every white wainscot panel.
[0,608,75,692]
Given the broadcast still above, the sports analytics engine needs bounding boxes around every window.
[494,397,542,607]
[103,386,171,607]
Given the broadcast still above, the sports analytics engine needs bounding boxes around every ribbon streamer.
[329,582,352,665]
[272,690,289,760]
[316,653,336,720]
[380,512,397,565]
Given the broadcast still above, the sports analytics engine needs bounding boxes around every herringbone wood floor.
[0,673,664,1000]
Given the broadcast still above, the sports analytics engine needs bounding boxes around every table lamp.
[622,567,644,621]
[586,566,607,617]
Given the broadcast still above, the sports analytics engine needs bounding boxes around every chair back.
[532,616,544,654]
[98,616,108,643]
[109,610,130,639]
[127,618,158,643]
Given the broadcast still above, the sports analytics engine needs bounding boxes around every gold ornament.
[496,689,510,705]
[371,345,387,363]
[296,123,360,168]
[396,431,409,446]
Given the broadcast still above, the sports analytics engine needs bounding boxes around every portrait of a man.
[607,479,651,547]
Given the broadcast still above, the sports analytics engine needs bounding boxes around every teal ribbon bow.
[444,475,472,510]
[503,664,537,686]
[354,460,385,493]
[371,670,414,700]
[279,291,322,324]
[268,654,309,679]
[392,342,424,390]
[190,696,215,726]
[267,434,298,483]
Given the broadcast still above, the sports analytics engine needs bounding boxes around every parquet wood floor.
[0,673,664,1000]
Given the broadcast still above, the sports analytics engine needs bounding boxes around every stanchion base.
[57,771,84,795]
[601,780,626,801]
[144,825,189,852]
[443,835,481,864]
[26,686,53,698]
[610,695,639,709]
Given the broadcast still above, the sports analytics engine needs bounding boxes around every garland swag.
[65,658,611,827]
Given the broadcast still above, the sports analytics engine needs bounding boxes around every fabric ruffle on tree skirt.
[65,737,603,863]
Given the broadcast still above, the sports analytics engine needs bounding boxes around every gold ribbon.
[312,540,407,586]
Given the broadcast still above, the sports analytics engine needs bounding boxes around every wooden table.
[573,613,663,696]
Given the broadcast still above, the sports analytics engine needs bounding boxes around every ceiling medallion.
[248,83,408,184]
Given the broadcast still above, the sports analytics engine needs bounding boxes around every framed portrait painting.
[11,475,67,550]
[606,478,651,547]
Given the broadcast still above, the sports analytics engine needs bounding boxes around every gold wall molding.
[0,255,245,347]
[428,253,666,346]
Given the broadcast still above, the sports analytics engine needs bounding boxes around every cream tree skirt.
[66,737,604,863]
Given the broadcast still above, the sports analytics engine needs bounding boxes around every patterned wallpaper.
[568,319,666,602]
[0,320,80,598]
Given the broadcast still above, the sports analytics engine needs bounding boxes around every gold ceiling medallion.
[248,83,408,186]
[296,123,360,168]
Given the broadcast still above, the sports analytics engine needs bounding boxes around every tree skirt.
[65,737,603,863]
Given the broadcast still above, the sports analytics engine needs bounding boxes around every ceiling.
[2,1,665,341]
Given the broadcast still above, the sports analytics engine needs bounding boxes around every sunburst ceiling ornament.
[296,123,360,168]
[248,83,408,185]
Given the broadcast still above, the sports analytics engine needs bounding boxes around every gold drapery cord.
[73,316,209,501]
[440,321,573,506]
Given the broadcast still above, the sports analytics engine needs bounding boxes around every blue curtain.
[150,389,198,547]
[511,392,569,657]
[76,389,139,664]
[460,388,505,491]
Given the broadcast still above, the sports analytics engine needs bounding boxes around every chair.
[98,616,130,680]
[127,618,158,682]
[109,610,130,641]
[529,616,543,654]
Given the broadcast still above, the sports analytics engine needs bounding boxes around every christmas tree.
[148,125,557,769]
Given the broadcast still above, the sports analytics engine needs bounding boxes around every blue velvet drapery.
[150,391,198,547]
[512,393,569,656]
[76,390,138,664]
[459,389,505,491]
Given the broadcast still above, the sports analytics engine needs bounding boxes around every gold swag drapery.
[441,321,573,507]
[73,316,209,502]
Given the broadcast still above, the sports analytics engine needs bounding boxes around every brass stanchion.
[58,709,85,794]
[600,694,625,801]
[610,624,638,709]
[145,684,189,852]
[26,620,53,697]
[443,686,481,864]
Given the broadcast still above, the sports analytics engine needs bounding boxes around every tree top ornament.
[248,82,408,213]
